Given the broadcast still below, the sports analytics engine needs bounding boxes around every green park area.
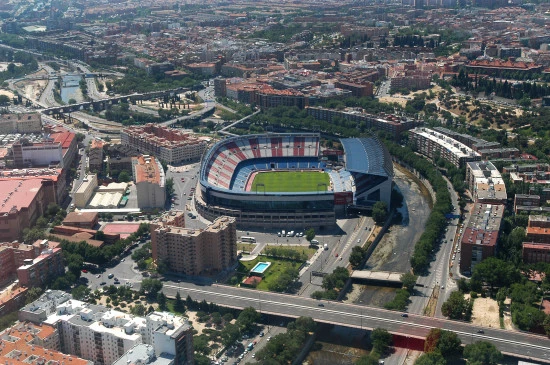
[230,255,304,292]
[250,171,329,193]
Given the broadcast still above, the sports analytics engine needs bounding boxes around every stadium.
[196,133,393,229]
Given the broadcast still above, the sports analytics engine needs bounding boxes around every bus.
[241,236,256,243]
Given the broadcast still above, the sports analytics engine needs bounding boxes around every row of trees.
[383,141,453,274]
[452,69,550,100]
[255,317,316,364]
[415,328,502,365]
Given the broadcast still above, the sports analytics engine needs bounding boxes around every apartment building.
[17,247,65,288]
[256,87,308,109]
[409,128,481,168]
[21,291,195,365]
[523,215,550,264]
[390,64,431,91]
[459,203,504,274]
[0,321,90,365]
[73,174,98,208]
[0,179,50,242]
[466,161,507,204]
[88,139,104,173]
[132,155,165,209]
[151,212,237,276]
[307,107,421,140]
[121,125,207,164]
[113,344,176,365]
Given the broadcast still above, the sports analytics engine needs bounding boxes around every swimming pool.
[250,261,272,275]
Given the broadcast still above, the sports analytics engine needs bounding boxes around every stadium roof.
[340,138,393,177]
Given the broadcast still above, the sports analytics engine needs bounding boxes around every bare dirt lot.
[469,295,514,330]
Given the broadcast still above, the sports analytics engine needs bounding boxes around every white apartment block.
[21,293,194,365]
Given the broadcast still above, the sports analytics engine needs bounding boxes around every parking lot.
[217,324,286,365]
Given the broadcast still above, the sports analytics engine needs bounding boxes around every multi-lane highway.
[162,281,550,363]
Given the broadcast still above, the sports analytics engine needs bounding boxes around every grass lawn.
[250,171,329,193]
[264,244,318,259]
[237,243,256,253]
[232,257,303,291]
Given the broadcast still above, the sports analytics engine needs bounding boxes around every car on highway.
[401,313,408,318]
[318,303,325,307]
[477,329,484,334]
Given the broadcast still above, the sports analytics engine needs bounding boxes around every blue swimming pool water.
[251,262,271,274]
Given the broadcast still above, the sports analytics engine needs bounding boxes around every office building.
[151,212,237,276]
[132,155,165,209]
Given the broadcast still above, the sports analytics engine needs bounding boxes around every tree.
[322,267,350,291]
[35,217,49,229]
[141,278,163,298]
[130,303,146,316]
[463,341,502,365]
[401,272,418,292]
[25,287,44,304]
[71,285,91,300]
[193,335,210,355]
[0,95,10,105]
[23,227,45,243]
[305,228,316,242]
[415,352,446,365]
[118,170,131,183]
[441,291,468,320]
[157,292,167,311]
[355,353,380,365]
[174,291,185,313]
[437,330,462,357]
[372,201,388,225]
[371,328,392,355]
[237,307,260,333]
[349,246,365,268]
[221,323,240,347]
[471,257,521,293]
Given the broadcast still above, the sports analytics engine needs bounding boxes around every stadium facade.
[196,133,393,228]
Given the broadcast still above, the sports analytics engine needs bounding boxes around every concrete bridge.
[351,270,405,286]
[41,87,189,117]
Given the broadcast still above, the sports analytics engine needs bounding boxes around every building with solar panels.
[196,133,393,228]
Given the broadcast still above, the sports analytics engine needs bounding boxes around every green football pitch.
[250,171,330,193]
